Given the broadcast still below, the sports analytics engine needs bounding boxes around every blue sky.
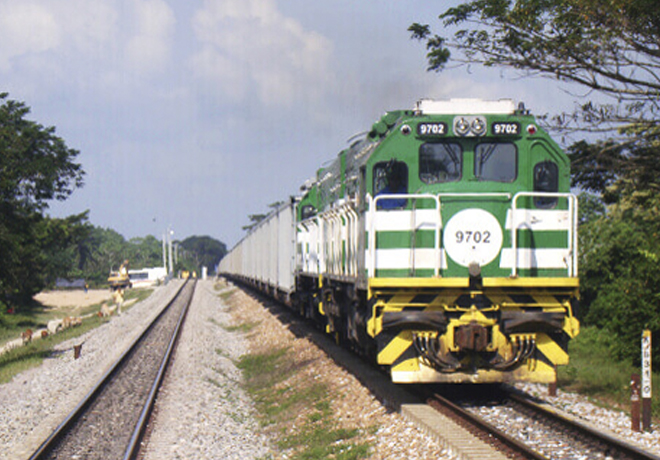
[2,0,577,247]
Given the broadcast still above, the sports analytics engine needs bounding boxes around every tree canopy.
[410,0,660,198]
[178,235,227,274]
[0,93,84,211]
[0,94,85,305]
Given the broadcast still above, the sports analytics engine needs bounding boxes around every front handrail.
[511,192,578,277]
[368,194,441,277]
[367,191,578,278]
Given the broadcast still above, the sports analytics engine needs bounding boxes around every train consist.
[219,98,580,384]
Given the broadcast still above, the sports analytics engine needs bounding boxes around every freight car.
[219,98,580,384]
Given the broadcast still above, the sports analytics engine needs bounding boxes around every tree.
[0,93,84,211]
[409,0,660,196]
[0,93,84,306]
[178,236,227,275]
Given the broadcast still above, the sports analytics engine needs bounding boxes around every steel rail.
[28,280,192,460]
[123,280,195,460]
[425,390,549,460]
[506,390,660,460]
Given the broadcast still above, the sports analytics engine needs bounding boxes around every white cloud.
[0,0,175,78]
[125,0,176,74]
[191,0,335,107]
[0,2,61,70]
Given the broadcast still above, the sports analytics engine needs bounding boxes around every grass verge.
[0,314,107,383]
[236,348,371,460]
[559,326,659,420]
[0,288,153,384]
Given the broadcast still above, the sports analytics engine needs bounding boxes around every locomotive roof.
[415,98,517,115]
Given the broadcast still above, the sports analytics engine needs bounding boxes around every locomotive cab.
[361,99,579,383]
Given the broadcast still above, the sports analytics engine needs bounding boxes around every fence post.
[641,330,652,432]
[631,373,641,432]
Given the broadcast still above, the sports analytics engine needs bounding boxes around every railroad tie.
[401,403,509,460]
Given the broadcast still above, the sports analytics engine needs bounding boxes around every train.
[219,98,580,384]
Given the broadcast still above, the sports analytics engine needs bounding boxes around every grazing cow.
[21,329,33,344]
[99,303,112,317]
[47,319,62,335]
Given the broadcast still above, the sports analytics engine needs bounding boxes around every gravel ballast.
[1,280,658,459]
[141,281,271,459]
[0,281,182,460]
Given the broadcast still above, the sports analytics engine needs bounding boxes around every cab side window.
[534,161,559,208]
[373,160,408,210]
[300,204,316,220]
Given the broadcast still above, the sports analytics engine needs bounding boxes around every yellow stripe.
[378,330,411,365]
[370,277,469,289]
[483,278,579,288]
[391,357,419,373]
[386,294,417,307]
[369,277,579,289]
[536,333,569,365]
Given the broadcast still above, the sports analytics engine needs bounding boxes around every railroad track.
[223,287,659,460]
[28,280,196,460]
[502,388,660,460]
[425,385,660,460]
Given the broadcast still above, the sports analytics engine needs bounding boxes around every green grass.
[559,326,660,419]
[236,347,371,459]
[0,313,109,383]
[222,321,260,334]
[0,288,154,384]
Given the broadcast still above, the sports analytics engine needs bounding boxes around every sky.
[1,0,578,247]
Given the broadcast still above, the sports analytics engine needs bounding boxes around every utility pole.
[168,226,174,275]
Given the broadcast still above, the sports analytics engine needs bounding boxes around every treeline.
[51,219,228,287]
[5,207,227,306]
[0,92,226,312]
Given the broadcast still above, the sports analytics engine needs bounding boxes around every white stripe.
[500,248,571,269]
[365,248,447,270]
[505,209,571,231]
[366,209,440,232]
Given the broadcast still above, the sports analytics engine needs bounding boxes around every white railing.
[367,194,441,278]
[510,192,578,277]
[299,191,578,279]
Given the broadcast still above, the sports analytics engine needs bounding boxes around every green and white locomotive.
[220,98,580,384]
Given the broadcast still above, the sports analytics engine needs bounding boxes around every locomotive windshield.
[475,142,517,182]
[419,142,462,184]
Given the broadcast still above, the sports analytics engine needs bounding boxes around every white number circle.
[443,209,503,267]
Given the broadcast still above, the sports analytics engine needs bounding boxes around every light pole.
[168,226,174,275]
[162,233,167,270]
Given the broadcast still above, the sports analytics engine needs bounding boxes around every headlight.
[453,116,487,136]
[471,117,486,135]
[454,117,470,136]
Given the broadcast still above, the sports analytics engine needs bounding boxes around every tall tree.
[0,93,84,305]
[409,0,660,197]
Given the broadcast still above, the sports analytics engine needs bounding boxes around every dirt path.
[33,289,112,310]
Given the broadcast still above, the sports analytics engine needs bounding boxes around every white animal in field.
[47,319,62,335]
